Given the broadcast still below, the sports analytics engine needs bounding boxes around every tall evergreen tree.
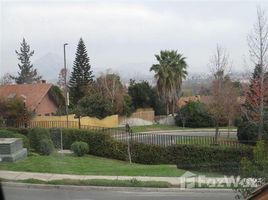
[11,38,41,84]
[69,38,93,105]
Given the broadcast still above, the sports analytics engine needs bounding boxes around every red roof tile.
[0,83,52,111]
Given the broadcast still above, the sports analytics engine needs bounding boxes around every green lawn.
[10,178,172,188]
[0,153,221,177]
[176,137,242,147]
[131,124,237,133]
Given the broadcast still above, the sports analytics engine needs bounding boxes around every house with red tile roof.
[0,83,60,116]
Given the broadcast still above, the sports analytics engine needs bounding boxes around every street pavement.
[0,170,235,185]
[138,130,237,138]
[2,184,237,200]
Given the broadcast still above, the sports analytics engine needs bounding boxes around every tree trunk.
[127,129,132,164]
[228,119,231,138]
[172,100,175,116]
[78,116,81,129]
[166,103,169,116]
[215,121,219,144]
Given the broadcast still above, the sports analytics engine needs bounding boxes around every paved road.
[139,130,237,138]
[2,185,237,200]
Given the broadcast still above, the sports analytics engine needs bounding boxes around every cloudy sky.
[1,0,268,81]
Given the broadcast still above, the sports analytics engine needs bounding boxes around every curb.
[1,181,234,193]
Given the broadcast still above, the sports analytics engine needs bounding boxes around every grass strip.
[8,178,173,188]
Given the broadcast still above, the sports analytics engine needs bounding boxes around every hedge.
[28,128,51,152]
[48,128,253,174]
[0,128,253,174]
[0,129,30,149]
[167,145,252,174]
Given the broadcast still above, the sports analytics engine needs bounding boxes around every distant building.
[177,95,245,108]
[0,82,59,116]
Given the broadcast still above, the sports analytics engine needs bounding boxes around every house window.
[45,113,50,116]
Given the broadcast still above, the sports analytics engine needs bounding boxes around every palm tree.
[150,50,187,115]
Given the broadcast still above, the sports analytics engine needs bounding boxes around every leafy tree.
[128,80,154,109]
[175,101,213,128]
[0,97,31,126]
[150,50,187,115]
[75,91,113,119]
[122,95,134,117]
[69,38,93,105]
[73,73,133,119]
[128,80,166,115]
[11,38,41,84]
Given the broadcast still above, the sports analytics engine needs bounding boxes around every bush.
[39,139,54,155]
[28,128,50,152]
[175,101,214,128]
[237,121,268,144]
[49,128,127,160]
[71,141,89,156]
[0,129,30,149]
[237,121,258,144]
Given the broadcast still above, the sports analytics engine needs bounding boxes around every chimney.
[41,80,46,84]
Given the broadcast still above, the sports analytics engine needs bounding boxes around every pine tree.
[11,38,41,84]
[69,38,93,105]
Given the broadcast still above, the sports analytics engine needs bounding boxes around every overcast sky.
[1,0,268,81]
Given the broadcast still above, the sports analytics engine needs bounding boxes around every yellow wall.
[30,114,119,128]
[119,108,155,124]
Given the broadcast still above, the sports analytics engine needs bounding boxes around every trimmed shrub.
[0,129,30,149]
[39,139,54,155]
[28,128,50,152]
[71,141,89,156]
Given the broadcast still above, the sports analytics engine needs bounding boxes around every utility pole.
[63,43,69,128]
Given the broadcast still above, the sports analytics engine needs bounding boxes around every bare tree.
[223,80,240,138]
[57,68,69,90]
[96,72,126,114]
[208,45,231,142]
[247,7,268,139]
[0,73,13,85]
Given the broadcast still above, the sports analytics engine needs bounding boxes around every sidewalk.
[0,170,242,186]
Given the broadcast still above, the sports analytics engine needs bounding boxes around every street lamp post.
[63,43,69,128]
